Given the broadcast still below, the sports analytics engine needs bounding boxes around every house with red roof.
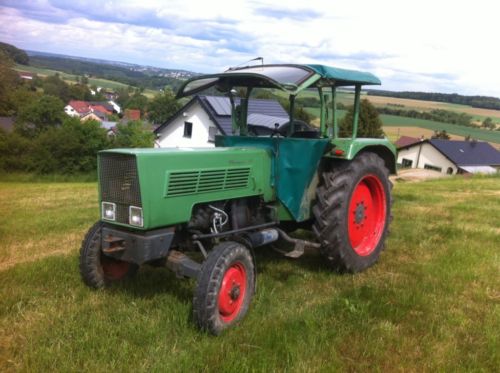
[395,135,422,148]
[124,109,141,121]
[64,100,117,121]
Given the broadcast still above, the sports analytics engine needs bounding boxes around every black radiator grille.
[99,153,141,224]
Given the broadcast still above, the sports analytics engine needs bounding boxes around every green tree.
[33,117,109,173]
[482,117,495,130]
[69,83,92,100]
[0,129,34,171]
[431,130,451,140]
[7,86,39,114]
[340,99,384,138]
[0,53,21,115]
[113,120,154,148]
[42,74,70,102]
[115,88,130,107]
[147,89,181,124]
[16,95,65,136]
[125,93,148,113]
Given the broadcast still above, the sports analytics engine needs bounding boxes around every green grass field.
[14,64,130,90]
[0,176,499,371]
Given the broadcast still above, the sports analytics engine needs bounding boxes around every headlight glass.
[102,202,116,221]
[129,206,143,227]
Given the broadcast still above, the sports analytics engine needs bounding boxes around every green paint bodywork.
[328,138,396,163]
[99,147,273,230]
[306,64,381,86]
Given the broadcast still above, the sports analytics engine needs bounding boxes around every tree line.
[377,107,474,127]
[367,89,500,111]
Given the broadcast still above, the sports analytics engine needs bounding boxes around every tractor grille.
[99,153,142,224]
[166,168,251,197]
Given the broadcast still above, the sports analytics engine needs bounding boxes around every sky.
[1,0,499,97]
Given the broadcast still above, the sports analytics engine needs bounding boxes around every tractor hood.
[97,147,273,230]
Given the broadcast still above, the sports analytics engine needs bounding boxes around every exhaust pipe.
[244,228,280,248]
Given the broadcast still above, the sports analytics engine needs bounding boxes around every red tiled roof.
[69,100,91,114]
[125,109,141,121]
[395,136,421,149]
[68,100,113,116]
[90,105,112,115]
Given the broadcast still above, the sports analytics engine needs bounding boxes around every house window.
[447,167,454,174]
[208,127,218,142]
[183,121,193,138]
[401,158,413,168]
[424,164,442,172]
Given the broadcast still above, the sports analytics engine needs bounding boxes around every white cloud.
[1,0,499,96]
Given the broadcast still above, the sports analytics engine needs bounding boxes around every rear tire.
[193,241,255,335]
[313,152,392,272]
[79,222,138,289]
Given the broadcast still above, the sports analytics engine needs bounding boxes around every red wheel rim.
[348,174,387,256]
[218,262,247,323]
[101,255,131,280]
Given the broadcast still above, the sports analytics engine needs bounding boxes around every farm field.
[0,176,499,371]
[381,114,500,144]
[382,126,463,142]
[367,95,500,121]
[14,64,131,91]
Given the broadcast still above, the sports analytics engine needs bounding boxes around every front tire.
[193,241,255,335]
[79,222,138,289]
[313,152,392,272]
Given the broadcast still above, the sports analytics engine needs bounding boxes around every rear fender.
[326,139,397,174]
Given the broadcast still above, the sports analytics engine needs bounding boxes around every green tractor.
[79,63,396,335]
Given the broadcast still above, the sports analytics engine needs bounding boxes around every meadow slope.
[0,176,499,372]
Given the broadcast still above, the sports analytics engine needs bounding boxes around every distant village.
[1,62,499,177]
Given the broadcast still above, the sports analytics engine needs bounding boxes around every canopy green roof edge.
[306,64,381,85]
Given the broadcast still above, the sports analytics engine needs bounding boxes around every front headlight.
[102,202,116,221]
[129,206,143,227]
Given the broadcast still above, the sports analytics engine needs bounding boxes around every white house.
[397,139,500,174]
[64,104,81,117]
[154,95,290,148]
[107,100,121,114]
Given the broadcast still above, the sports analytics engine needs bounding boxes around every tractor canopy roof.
[176,64,381,98]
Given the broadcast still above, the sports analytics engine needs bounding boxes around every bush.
[0,129,34,171]
[112,120,154,148]
[32,117,109,174]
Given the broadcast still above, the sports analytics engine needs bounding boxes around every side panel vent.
[167,168,251,197]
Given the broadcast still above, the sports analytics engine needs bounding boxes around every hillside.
[367,89,500,111]
[27,54,188,91]
[0,175,498,371]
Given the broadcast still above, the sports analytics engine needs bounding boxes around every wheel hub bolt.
[230,285,240,300]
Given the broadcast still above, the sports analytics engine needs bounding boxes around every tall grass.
[0,176,499,371]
